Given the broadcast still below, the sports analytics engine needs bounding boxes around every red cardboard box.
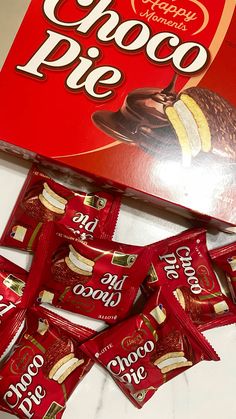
[0,0,235,231]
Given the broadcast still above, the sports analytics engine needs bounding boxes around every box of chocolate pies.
[0,0,235,231]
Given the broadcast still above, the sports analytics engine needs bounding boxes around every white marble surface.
[1,2,236,419]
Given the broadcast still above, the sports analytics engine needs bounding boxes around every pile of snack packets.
[0,165,236,419]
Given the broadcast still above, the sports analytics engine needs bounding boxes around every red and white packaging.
[142,229,236,331]
[0,305,95,419]
[81,287,219,408]
[0,255,37,325]
[0,166,121,252]
[210,242,236,304]
[0,1,236,231]
[29,222,152,324]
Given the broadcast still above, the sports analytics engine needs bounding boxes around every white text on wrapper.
[0,295,16,320]
[107,340,155,385]
[3,355,46,419]
[73,272,128,308]
[159,246,203,294]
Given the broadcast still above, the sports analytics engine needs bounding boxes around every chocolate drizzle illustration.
[93,74,236,166]
[92,75,178,153]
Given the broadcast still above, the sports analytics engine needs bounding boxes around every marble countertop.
[0,2,236,419]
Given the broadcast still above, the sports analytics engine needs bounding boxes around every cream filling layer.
[52,357,78,381]
[174,100,202,157]
[156,356,187,370]
[42,188,66,211]
[69,251,93,273]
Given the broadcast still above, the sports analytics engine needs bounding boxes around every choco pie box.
[0,0,236,231]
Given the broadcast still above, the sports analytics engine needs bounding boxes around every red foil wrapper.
[81,288,219,408]
[143,229,236,331]
[0,305,95,419]
[210,242,236,304]
[29,222,152,324]
[0,165,121,252]
[0,255,36,325]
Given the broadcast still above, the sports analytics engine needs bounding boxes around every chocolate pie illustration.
[65,245,95,275]
[93,78,236,166]
[39,183,68,215]
[174,286,229,323]
[51,244,95,286]
[42,336,84,384]
[152,330,193,374]
[22,181,68,222]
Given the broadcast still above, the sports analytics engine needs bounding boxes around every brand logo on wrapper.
[106,340,155,385]
[16,0,209,100]
[196,264,214,291]
[4,354,46,419]
[131,0,209,34]
[122,330,148,351]
[159,246,203,294]
[10,346,35,375]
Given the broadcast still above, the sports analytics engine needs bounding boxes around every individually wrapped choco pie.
[0,255,36,325]
[81,287,219,408]
[30,222,152,324]
[0,305,95,419]
[142,229,236,331]
[0,165,121,252]
[210,242,236,304]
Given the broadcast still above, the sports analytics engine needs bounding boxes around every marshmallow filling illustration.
[154,352,193,374]
[52,357,83,383]
[65,245,94,275]
[173,100,202,157]
[68,251,93,273]
[165,93,212,164]
[155,356,189,370]
[39,183,67,213]
[49,353,74,379]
